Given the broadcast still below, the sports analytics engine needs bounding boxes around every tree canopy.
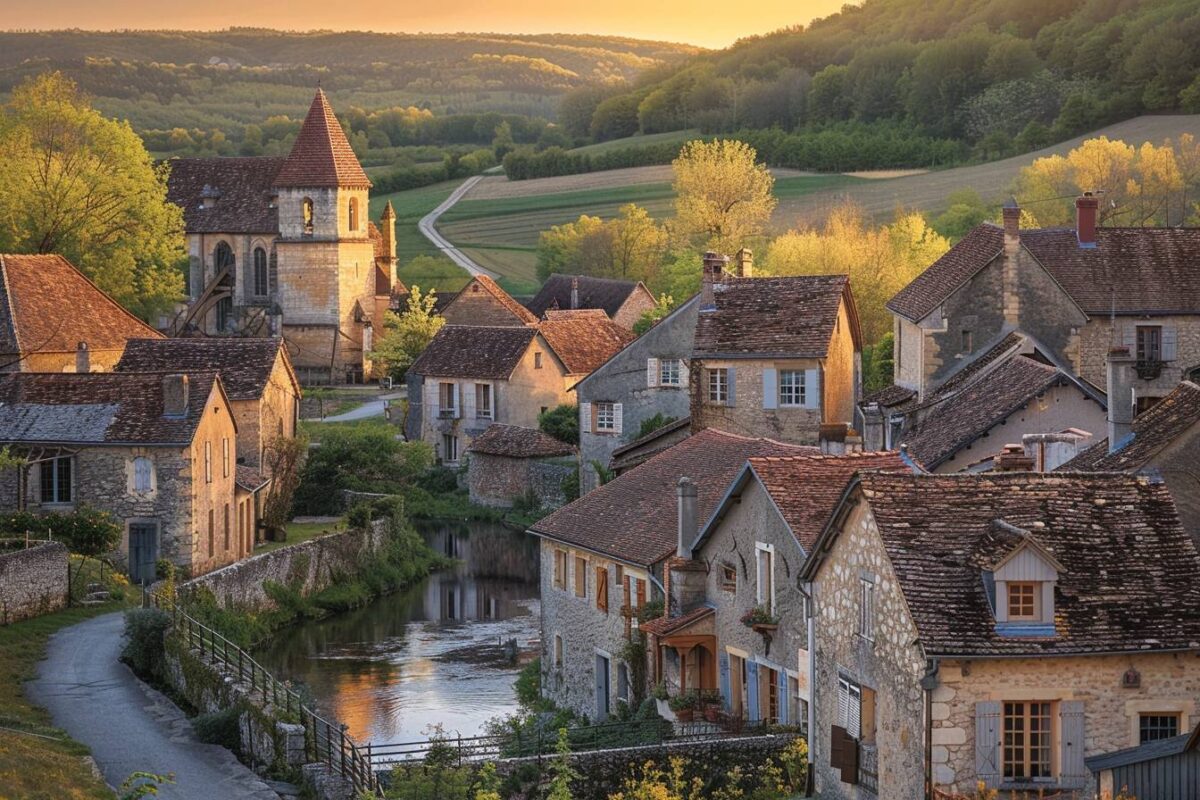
[672,139,776,253]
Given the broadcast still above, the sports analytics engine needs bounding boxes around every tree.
[0,72,184,320]
[606,204,668,282]
[260,434,308,540]
[672,139,776,252]
[57,505,121,598]
[369,286,446,380]
[589,94,640,141]
[538,404,579,446]
[536,215,605,282]
[633,293,675,335]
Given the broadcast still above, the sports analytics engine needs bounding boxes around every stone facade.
[577,297,698,494]
[441,283,533,327]
[0,540,68,624]
[1077,314,1200,400]
[229,351,300,469]
[467,452,575,509]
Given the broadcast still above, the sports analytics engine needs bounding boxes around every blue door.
[129,524,157,585]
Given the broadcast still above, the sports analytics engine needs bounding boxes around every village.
[2,22,1200,800]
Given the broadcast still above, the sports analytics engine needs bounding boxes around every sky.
[0,0,848,48]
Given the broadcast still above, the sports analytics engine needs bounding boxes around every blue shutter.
[726,367,737,406]
[803,368,821,409]
[1059,701,1087,789]
[762,368,778,409]
[746,661,760,722]
[975,701,1001,788]
[777,669,788,724]
[719,651,731,712]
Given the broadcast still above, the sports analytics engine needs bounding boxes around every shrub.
[538,404,579,446]
[122,608,171,681]
[636,413,678,440]
[191,707,242,755]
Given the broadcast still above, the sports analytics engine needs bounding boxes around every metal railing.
[156,596,380,795]
[859,742,878,794]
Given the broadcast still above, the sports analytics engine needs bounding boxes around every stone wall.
[822,299,860,428]
[690,357,823,444]
[442,281,530,326]
[1077,314,1200,396]
[0,540,68,624]
[179,520,388,610]
[467,453,575,509]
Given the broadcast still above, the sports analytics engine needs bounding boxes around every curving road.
[28,612,283,800]
[417,175,498,278]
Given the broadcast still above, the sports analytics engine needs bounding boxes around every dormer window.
[1007,582,1038,621]
[989,521,1063,637]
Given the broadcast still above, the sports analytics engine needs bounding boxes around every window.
[596,565,609,613]
[132,457,154,493]
[719,563,737,591]
[475,384,492,419]
[1007,582,1039,621]
[707,368,728,404]
[207,509,215,558]
[779,370,806,407]
[755,544,774,614]
[659,359,681,386]
[302,197,314,235]
[574,555,587,598]
[961,330,973,353]
[1139,713,1180,743]
[1136,325,1162,361]
[553,550,568,590]
[222,438,230,478]
[39,457,72,504]
[204,441,212,483]
[442,434,459,463]
[348,197,359,231]
[253,247,268,296]
[1003,702,1054,780]
[223,503,230,551]
[596,402,616,432]
[534,352,543,369]
[438,382,457,416]
[213,241,235,274]
[554,634,564,668]
[860,686,877,744]
[859,578,875,641]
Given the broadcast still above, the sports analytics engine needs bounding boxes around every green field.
[568,129,702,156]
[368,180,463,263]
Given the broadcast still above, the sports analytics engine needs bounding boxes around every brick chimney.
[735,248,753,278]
[1106,347,1136,451]
[1076,192,1099,248]
[700,251,727,312]
[1001,199,1021,326]
[570,276,579,310]
[995,443,1035,472]
[74,341,89,374]
[1002,198,1021,242]
[677,477,697,559]
[162,374,190,419]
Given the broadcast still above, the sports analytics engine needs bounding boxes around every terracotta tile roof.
[0,254,164,357]
[694,275,854,357]
[1060,381,1200,471]
[0,371,221,446]
[444,276,540,326]
[641,605,714,637]
[530,428,817,567]
[888,224,1200,322]
[836,472,1200,656]
[538,314,637,375]
[115,338,294,401]
[409,325,536,380]
[165,156,283,234]
[235,464,270,492]
[901,355,1092,469]
[860,384,917,410]
[272,89,371,189]
[745,453,910,551]
[468,424,576,458]
[525,274,650,320]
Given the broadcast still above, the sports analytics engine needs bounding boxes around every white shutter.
[580,402,592,435]
[1121,322,1137,350]
[451,383,461,419]
[847,683,862,739]
[837,678,850,729]
[762,368,778,410]
[1059,700,1087,789]
[426,380,439,416]
[726,367,737,406]
[463,382,476,421]
[803,368,821,409]
[1162,324,1178,361]
[680,360,690,390]
[613,403,623,435]
[647,357,659,388]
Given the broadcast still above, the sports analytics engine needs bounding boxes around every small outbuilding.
[466,424,576,509]
[1087,723,1200,800]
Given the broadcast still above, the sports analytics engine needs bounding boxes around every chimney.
[735,247,753,278]
[700,251,727,312]
[570,276,579,310]
[1076,192,1099,248]
[861,403,886,452]
[1001,198,1021,326]
[74,341,89,374]
[676,477,698,560]
[162,374,190,419]
[1002,198,1021,242]
[994,443,1035,472]
[1106,347,1136,451]
[380,200,397,263]
[819,423,850,455]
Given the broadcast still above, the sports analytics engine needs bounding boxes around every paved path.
[310,391,403,423]
[416,175,498,277]
[28,612,281,800]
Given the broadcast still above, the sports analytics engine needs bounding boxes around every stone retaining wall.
[178,520,388,610]
[0,540,68,624]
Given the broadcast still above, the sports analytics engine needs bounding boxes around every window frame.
[859,577,876,642]
[534,351,543,369]
[595,565,609,613]
[595,402,616,432]
[1139,713,1180,744]
[707,368,728,404]
[132,456,154,494]
[1136,325,1163,362]
[574,555,588,599]
[39,456,73,505]
[553,549,568,590]
[553,634,563,668]
[441,433,459,464]
[719,563,737,592]
[302,197,315,235]
[1002,701,1055,782]
[755,543,775,614]
[1007,582,1040,621]
[438,382,457,417]
[475,383,492,419]
[253,247,269,297]
[222,437,230,479]
[204,441,213,484]
[778,369,806,407]
[659,359,681,387]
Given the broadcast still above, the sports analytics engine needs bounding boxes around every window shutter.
[451,383,461,418]
[803,368,821,409]
[1122,323,1137,350]
[580,402,592,435]
[746,661,760,721]
[847,686,862,739]
[680,360,690,390]
[719,651,731,712]
[777,669,788,724]
[838,678,850,728]
[647,357,659,387]
[623,574,632,638]
[1162,324,1178,362]
[726,367,737,406]
[463,383,476,421]
[975,701,1001,788]
[596,567,608,613]
[1059,700,1087,789]
[830,725,847,771]
[613,403,623,435]
[762,368,778,410]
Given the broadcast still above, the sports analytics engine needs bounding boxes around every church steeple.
[273,89,371,190]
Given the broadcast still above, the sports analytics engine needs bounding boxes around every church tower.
[272,89,376,382]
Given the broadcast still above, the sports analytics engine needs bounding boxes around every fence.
[157,597,380,795]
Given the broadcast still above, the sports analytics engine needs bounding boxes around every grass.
[256,517,348,554]
[367,179,464,263]
[568,129,701,156]
[299,417,397,444]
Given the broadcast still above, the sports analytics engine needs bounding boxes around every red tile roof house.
[0,372,251,582]
[887,194,1200,409]
[527,428,819,721]
[525,274,657,330]
[800,472,1200,799]
[645,452,910,732]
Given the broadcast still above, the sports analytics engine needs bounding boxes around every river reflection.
[253,520,540,744]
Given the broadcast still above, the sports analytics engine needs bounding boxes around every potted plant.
[740,605,780,634]
[668,692,697,722]
[701,690,722,723]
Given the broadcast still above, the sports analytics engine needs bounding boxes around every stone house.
[438,275,539,327]
[575,295,698,494]
[888,195,1200,409]
[0,371,252,582]
[466,424,576,509]
[167,89,397,384]
[525,274,657,330]
[116,337,301,471]
[527,428,814,720]
[0,253,164,373]
[691,254,863,446]
[538,310,638,387]
[800,471,1200,799]
[647,452,908,731]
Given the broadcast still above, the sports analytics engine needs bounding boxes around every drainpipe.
[804,580,817,796]
[920,658,940,800]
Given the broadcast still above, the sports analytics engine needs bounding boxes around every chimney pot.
[162,374,190,419]
[75,341,89,374]
[676,476,698,560]
[1076,192,1099,248]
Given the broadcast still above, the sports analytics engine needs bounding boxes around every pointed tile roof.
[273,89,371,189]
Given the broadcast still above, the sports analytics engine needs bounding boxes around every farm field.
[567,129,702,156]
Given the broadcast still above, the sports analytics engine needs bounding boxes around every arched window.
[253,247,268,297]
[213,241,235,276]
[348,197,359,232]
[302,197,314,235]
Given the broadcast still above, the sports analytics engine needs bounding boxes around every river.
[253,520,540,745]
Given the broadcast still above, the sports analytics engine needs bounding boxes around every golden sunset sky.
[1,0,848,48]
